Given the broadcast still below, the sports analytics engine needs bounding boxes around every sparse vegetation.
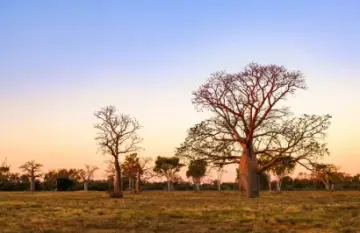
[0,191,359,233]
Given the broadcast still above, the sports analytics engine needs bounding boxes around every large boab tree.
[190,63,331,198]
[94,106,142,198]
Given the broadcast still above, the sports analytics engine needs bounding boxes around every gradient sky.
[1,1,359,181]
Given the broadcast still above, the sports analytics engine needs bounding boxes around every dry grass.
[0,191,360,233]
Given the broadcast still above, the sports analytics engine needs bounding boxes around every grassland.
[0,191,359,233]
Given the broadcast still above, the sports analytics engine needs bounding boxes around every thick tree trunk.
[84,180,88,191]
[135,168,140,193]
[113,159,123,198]
[239,143,259,198]
[217,181,221,191]
[167,179,171,191]
[30,176,35,192]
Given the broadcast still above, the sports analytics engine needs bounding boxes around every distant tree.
[353,174,360,189]
[136,157,153,193]
[186,159,207,191]
[121,153,140,191]
[19,160,43,191]
[0,158,10,189]
[79,165,99,191]
[43,168,81,190]
[153,156,184,191]
[215,166,226,191]
[270,159,296,192]
[94,105,142,198]
[56,177,75,191]
[311,163,339,190]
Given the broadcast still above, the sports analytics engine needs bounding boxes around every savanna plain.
[1,191,359,233]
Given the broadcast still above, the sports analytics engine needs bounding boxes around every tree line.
[1,154,359,192]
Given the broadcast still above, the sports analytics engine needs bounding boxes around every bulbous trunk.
[30,176,36,192]
[84,180,89,191]
[217,181,221,191]
[196,182,200,191]
[113,158,123,198]
[239,142,259,198]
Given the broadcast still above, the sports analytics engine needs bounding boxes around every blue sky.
[0,1,359,179]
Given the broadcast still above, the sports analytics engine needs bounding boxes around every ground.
[0,191,359,233]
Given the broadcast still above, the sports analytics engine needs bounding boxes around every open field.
[0,191,360,233]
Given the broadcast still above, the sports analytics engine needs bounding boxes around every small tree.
[186,159,207,191]
[353,174,360,189]
[79,165,99,191]
[19,160,42,192]
[311,163,339,190]
[153,156,184,191]
[136,157,153,193]
[94,105,142,198]
[0,158,10,189]
[121,153,140,191]
[270,159,296,192]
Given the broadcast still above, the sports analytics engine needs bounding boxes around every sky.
[1,1,359,181]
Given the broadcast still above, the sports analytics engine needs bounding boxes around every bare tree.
[191,63,331,197]
[94,105,142,198]
[19,160,43,192]
[79,165,99,191]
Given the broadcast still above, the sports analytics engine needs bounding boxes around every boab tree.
[94,105,142,198]
[79,165,99,191]
[19,160,43,191]
[186,159,207,191]
[153,156,183,191]
[186,63,331,197]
